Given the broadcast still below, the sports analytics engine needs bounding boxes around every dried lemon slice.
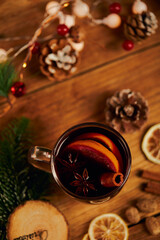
[142,123,160,164]
[82,233,90,240]
[88,213,128,240]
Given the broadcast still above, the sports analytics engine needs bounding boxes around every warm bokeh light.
[22,62,27,68]
[63,2,70,8]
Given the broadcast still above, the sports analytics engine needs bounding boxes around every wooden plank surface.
[0,1,160,239]
[0,0,160,93]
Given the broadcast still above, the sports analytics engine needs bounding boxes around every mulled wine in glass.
[28,123,131,203]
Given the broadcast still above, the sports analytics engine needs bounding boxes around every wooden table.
[0,1,160,239]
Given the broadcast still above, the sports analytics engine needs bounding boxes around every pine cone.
[105,89,148,133]
[39,38,78,81]
[124,12,158,41]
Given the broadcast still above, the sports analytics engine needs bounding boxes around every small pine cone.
[105,89,148,133]
[124,12,158,42]
[39,38,78,81]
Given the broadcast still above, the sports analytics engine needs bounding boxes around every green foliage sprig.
[0,62,17,98]
[0,117,50,239]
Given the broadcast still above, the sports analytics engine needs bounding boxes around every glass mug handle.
[28,146,52,173]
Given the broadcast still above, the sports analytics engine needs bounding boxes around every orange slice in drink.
[76,133,123,170]
[88,213,128,240]
[67,140,120,172]
[142,123,160,164]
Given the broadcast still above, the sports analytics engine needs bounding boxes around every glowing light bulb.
[63,2,70,8]
[23,62,27,68]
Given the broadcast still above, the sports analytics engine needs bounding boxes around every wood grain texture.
[0,0,160,239]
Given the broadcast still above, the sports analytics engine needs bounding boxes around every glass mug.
[28,123,131,204]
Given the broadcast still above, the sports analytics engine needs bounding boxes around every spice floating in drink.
[100,172,124,187]
[70,168,96,196]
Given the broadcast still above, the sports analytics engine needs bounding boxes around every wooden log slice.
[7,200,69,240]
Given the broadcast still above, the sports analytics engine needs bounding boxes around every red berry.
[11,82,26,98]
[122,40,134,51]
[57,24,69,36]
[31,42,40,54]
[109,2,121,14]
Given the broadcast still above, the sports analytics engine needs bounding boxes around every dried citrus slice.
[142,123,160,164]
[88,213,128,240]
[82,233,90,240]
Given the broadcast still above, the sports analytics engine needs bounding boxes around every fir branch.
[0,62,17,98]
[0,222,6,240]
[0,117,51,239]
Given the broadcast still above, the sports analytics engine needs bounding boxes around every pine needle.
[0,117,51,239]
[0,62,17,98]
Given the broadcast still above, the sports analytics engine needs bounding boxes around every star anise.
[58,153,84,171]
[58,153,77,167]
[70,168,96,196]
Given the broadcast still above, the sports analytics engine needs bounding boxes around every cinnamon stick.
[144,181,160,195]
[142,170,160,182]
[100,172,124,187]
